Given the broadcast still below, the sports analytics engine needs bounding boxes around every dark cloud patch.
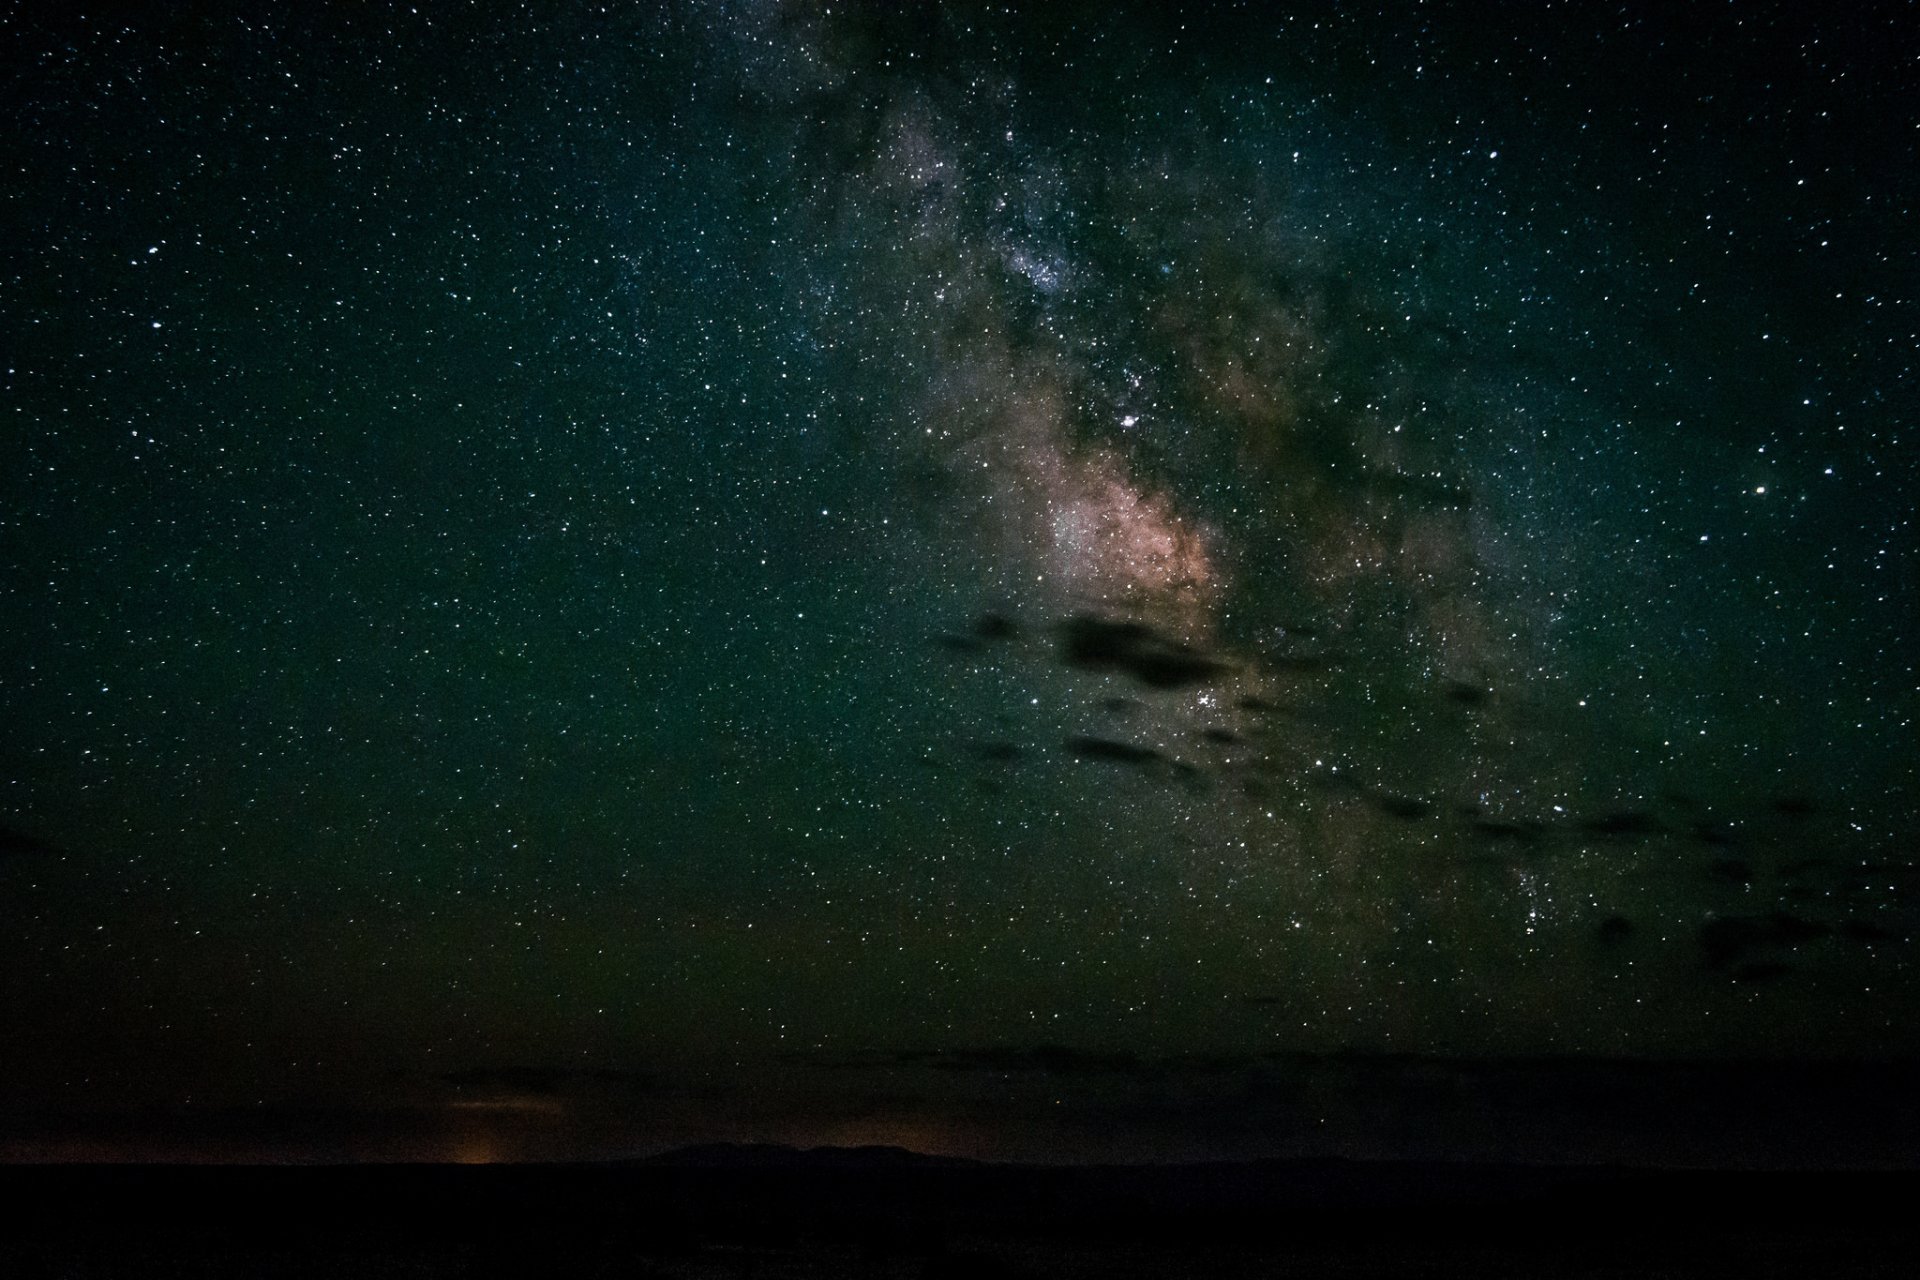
[1064,736,1163,767]
[1579,811,1664,839]
[1442,681,1490,708]
[1772,796,1817,821]
[1732,962,1795,985]
[1263,653,1340,675]
[932,612,1019,656]
[1372,794,1433,821]
[1305,768,1365,797]
[1301,771,1441,823]
[1057,615,1227,689]
[974,740,1024,763]
[0,825,60,859]
[1689,822,1738,848]
[1597,915,1636,945]
[1707,859,1754,885]
[973,612,1020,642]
[1698,913,1831,970]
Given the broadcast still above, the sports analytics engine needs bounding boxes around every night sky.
[2,1,1915,1165]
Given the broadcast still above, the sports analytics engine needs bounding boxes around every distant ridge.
[640,1142,980,1170]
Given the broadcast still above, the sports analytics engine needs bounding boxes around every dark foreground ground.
[3,1149,1914,1278]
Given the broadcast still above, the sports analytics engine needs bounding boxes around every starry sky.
[2,0,1915,1165]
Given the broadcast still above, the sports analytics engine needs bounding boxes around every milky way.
[0,0,1914,1163]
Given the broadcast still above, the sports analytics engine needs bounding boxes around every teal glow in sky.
[1,0,1914,1164]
